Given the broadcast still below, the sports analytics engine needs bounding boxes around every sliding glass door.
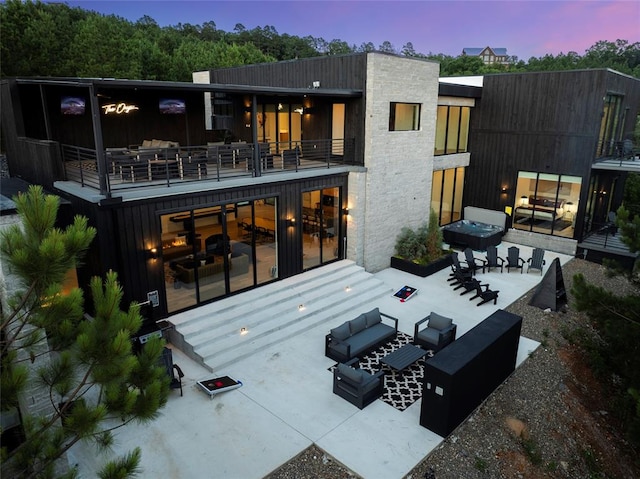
[302,187,340,270]
[161,198,278,313]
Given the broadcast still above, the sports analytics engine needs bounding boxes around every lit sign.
[102,102,139,115]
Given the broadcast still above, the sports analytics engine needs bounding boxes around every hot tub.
[441,220,504,251]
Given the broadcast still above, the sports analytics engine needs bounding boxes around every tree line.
[1,0,639,81]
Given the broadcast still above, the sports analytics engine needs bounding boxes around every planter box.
[390,255,452,278]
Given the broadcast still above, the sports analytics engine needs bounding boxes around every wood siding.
[465,70,640,220]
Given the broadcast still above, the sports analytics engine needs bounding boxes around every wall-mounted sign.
[102,102,139,115]
[147,290,159,307]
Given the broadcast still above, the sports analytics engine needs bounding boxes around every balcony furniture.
[333,358,384,409]
[160,347,184,396]
[282,148,300,168]
[380,343,429,372]
[485,245,504,273]
[506,246,525,273]
[441,220,504,251]
[258,143,274,169]
[218,145,236,168]
[469,282,499,306]
[413,312,457,352]
[463,247,486,275]
[325,307,398,363]
[527,247,546,275]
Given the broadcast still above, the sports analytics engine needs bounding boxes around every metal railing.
[61,138,356,194]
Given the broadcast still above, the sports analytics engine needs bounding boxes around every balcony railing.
[61,138,356,194]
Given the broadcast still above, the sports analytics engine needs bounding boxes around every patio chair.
[333,358,384,409]
[485,245,504,273]
[527,247,546,275]
[448,253,471,283]
[468,282,499,306]
[282,148,300,168]
[506,246,525,274]
[463,248,486,275]
[413,312,457,352]
[458,277,481,296]
[160,347,184,396]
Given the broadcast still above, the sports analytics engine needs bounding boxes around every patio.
[67,243,573,479]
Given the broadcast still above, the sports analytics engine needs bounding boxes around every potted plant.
[390,209,452,277]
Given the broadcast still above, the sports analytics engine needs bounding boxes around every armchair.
[506,246,525,274]
[463,247,487,275]
[469,282,499,306]
[485,245,504,273]
[160,347,184,396]
[413,312,457,352]
[527,247,546,275]
[333,358,384,409]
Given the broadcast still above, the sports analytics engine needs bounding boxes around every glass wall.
[258,103,302,150]
[597,94,622,157]
[302,187,340,270]
[431,167,465,225]
[513,172,582,238]
[161,198,278,313]
[435,106,470,155]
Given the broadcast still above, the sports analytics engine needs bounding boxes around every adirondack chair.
[527,247,546,275]
[463,248,486,275]
[506,246,525,274]
[469,282,499,306]
[485,245,504,273]
[448,253,472,285]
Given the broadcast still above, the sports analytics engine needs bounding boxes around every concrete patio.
[68,242,573,479]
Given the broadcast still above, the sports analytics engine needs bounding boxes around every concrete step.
[166,260,393,372]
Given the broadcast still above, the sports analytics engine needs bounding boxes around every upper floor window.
[389,102,421,131]
[597,94,623,157]
[435,105,470,155]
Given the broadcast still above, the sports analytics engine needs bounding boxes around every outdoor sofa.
[325,307,398,363]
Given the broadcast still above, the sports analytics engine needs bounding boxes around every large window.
[513,172,582,238]
[597,94,623,157]
[435,105,470,155]
[389,102,421,131]
[161,198,278,313]
[431,167,465,225]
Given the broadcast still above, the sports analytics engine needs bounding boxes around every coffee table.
[380,344,428,372]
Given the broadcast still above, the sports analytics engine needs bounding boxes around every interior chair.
[527,247,546,275]
[333,358,384,409]
[485,245,504,273]
[205,234,230,256]
[469,282,500,306]
[506,246,525,273]
[160,347,184,396]
[463,247,487,275]
[413,312,457,352]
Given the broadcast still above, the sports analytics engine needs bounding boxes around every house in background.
[462,47,510,65]
[1,54,639,324]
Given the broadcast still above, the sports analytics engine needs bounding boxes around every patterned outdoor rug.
[329,332,434,411]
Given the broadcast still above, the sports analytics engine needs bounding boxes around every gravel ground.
[266,258,640,479]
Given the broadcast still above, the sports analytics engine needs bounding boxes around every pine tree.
[1,185,169,478]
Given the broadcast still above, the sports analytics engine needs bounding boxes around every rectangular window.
[597,94,623,157]
[431,167,465,225]
[434,105,471,156]
[389,102,421,131]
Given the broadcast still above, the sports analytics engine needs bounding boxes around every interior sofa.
[325,307,398,363]
[173,252,249,287]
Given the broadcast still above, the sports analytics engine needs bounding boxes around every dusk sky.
[60,0,639,61]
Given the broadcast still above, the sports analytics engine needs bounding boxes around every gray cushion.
[337,363,363,383]
[350,314,367,335]
[428,312,452,331]
[364,308,382,327]
[418,328,441,345]
[331,322,351,341]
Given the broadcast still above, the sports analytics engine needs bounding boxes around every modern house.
[1,53,639,324]
[462,47,510,65]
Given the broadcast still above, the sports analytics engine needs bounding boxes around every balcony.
[61,138,356,195]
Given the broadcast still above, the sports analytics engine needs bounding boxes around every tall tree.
[0,186,169,478]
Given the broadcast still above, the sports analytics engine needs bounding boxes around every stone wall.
[361,53,440,272]
[503,228,578,256]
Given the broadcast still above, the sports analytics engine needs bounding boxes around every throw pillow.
[364,308,382,327]
[350,314,367,334]
[337,363,363,383]
[331,322,351,341]
[428,312,453,331]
